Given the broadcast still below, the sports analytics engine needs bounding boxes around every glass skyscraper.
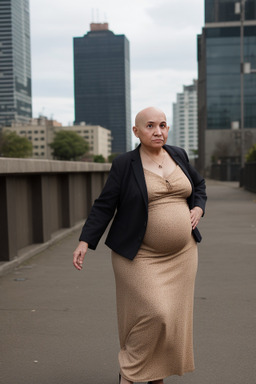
[198,0,256,175]
[202,26,256,130]
[0,0,32,127]
[73,23,132,154]
[205,0,256,22]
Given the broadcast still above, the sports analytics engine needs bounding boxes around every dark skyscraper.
[0,0,32,127]
[73,23,132,154]
[197,0,256,176]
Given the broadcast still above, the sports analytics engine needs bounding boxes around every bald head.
[134,107,167,127]
[133,107,169,146]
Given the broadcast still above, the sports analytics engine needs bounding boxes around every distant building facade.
[0,0,32,127]
[56,124,112,160]
[3,117,112,160]
[172,80,198,161]
[73,23,132,154]
[198,0,256,176]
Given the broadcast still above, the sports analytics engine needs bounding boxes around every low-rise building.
[55,123,112,160]
[2,116,112,160]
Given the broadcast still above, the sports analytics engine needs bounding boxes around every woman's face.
[133,107,169,150]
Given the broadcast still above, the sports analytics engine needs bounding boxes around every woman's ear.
[133,126,139,138]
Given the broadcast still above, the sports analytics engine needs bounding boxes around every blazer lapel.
[163,145,194,190]
[131,146,148,208]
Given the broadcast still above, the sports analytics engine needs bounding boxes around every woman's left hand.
[190,206,203,230]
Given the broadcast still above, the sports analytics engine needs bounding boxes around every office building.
[198,0,256,176]
[3,117,112,160]
[0,0,32,127]
[73,23,132,153]
[172,80,198,161]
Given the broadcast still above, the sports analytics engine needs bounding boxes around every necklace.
[141,148,166,168]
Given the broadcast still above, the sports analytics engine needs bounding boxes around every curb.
[0,220,84,277]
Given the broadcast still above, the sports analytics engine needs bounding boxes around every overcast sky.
[30,0,204,130]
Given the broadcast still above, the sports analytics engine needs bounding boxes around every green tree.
[0,131,33,158]
[50,131,89,160]
[108,153,120,163]
[93,154,105,163]
[246,143,256,163]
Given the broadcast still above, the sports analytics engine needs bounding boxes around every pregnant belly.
[142,202,193,254]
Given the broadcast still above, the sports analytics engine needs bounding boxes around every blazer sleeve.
[174,146,207,215]
[185,151,207,215]
[79,158,121,249]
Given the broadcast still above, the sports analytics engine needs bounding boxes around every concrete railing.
[0,158,111,263]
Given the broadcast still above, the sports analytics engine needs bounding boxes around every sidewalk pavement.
[0,180,256,384]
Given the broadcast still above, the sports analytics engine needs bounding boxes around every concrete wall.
[0,158,111,262]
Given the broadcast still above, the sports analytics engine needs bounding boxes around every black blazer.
[79,145,207,260]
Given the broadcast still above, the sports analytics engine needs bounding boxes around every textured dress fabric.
[112,166,198,382]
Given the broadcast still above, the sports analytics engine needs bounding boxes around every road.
[0,180,256,384]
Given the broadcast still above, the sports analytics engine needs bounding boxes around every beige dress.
[112,165,198,382]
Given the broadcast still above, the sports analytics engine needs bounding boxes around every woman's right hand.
[73,241,88,270]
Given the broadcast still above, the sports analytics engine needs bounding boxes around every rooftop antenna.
[91,8,95,22]
[96,8,99,22]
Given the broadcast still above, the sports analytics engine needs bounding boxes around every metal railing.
[210,163,240,181]
[243,162,256,193]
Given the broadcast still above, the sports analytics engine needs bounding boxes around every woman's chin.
[151,140,164,146]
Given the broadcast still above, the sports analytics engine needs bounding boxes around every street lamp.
[235,1,256,172]
[235,0,246,169]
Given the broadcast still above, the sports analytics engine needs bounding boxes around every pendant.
[159,165,162,168]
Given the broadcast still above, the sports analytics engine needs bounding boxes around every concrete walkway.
[0,180,256,384]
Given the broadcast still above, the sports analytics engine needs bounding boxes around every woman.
[73,107,207,384]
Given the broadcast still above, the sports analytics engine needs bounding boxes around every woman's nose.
[154,125,162,135]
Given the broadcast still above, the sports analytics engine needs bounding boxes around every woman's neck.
[140,144,164,156]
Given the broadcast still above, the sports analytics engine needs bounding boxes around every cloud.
[33,97,74,125]
[130,29,199,72]
[30,0,204,128]
[145,0,204,29]
[131,68,197,124]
